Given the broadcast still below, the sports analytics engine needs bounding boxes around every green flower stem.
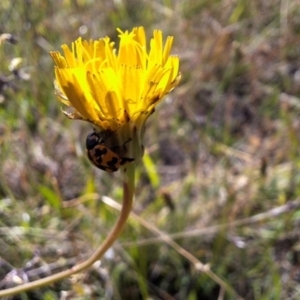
[0,164,135,298]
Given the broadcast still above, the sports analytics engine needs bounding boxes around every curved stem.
[0,165,135,297]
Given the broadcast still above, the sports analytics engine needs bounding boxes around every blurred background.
[1,0,300,299]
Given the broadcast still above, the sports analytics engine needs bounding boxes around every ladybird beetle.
[86,132,134,173]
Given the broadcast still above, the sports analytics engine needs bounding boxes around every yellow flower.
[50,26,180,163]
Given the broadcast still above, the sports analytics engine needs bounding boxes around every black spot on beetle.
[106,156,119,167]
[95,147,108,156]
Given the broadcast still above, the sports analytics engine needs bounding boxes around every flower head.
[50,26,180,166]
